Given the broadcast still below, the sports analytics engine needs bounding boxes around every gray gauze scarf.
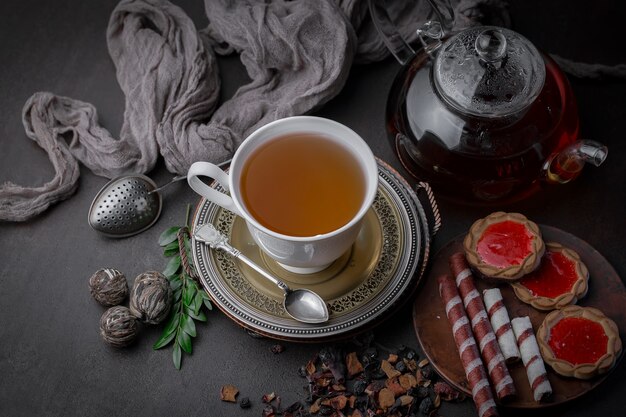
[0,0,619,221]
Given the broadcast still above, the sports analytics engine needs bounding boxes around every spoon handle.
[194,223,290,294]
[229,250,290,294]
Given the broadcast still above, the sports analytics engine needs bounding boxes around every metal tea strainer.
[88,160,230,238]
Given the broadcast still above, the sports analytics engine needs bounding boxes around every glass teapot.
[369,0,607,204]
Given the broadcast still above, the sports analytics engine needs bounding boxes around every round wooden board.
[413,225,625,408]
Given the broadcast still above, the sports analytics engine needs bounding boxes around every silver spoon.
[193,223,330,324]
[88,159,231,238]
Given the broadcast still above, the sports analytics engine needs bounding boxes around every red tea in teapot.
[387,54,579,204]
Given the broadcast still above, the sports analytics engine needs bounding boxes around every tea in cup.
[187,116,378,274]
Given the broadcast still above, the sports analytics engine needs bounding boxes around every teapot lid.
[433,26,546,118]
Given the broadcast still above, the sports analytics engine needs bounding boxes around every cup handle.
[187,162,242,216]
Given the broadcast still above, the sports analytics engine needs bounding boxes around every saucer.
[191,159,433,341]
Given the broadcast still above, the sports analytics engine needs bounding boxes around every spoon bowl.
[283,288,330,323]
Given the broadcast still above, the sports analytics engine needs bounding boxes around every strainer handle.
[187,162,242,216]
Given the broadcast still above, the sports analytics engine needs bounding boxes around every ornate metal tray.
[191,160,434,341]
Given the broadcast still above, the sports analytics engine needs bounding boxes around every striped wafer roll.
[438,274,499,417]
[511,316,552,402]
[483,288,521,363]
[450,252,516,400]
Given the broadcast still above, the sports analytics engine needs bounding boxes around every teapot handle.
[368,0,455,65]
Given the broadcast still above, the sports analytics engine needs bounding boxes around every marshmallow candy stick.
[438,274,499,417]
[483,288,521,363]
[511,316,552,402]
[450,252,516,400]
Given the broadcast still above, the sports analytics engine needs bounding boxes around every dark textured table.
[1,1,625,416]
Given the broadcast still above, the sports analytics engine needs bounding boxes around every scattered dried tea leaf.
[316,377,332,387]
[262,404,276,417]
[306,359,316,376]
[378,388,395,410]
[310,398,322,414]
[381,360,401,378]
[331,383,346,392]
[220,384,239,402]
[270,344,285,354]
[350,409,364,417]
[330,394,348,410]
[319,347,346,384]
[434,393,441,408]
[239,397,251,409]
[365,380,385,396]
[346,351,365,378]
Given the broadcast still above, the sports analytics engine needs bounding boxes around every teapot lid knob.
[433,26,546,119]
[475,29,507,64]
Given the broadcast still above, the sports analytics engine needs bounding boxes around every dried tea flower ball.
[129,271,172,324]
[99,306,139,348]
[89,268,128,306]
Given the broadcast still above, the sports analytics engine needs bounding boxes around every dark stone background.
[1,1,624,416]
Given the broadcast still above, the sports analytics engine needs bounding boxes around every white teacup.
[187,116,378,274]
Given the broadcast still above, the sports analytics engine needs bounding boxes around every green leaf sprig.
[153,205,212,369]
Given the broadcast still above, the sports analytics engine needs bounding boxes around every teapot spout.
[545,140,608,184]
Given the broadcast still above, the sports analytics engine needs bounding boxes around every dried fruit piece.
[394,360,407,373]
[385,377,406,396]
[387,353,399,364]
[365,380,385,396]
[418,397,434,415]
[330,395,348,410]
[397,395,413,407]
[220,384,239,402]
[398,374,417,390]
[262,392,276,403]
[310,398,322,414]
[346,351,365,377]
[378,388,395,410]
[381,360,401,378]
[353,379,368,395]
[262,405,276,417]
[418,358,430,368]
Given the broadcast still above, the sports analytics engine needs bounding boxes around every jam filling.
[477,220,533,268]
[548,317,608,365]
[520,250,578,298]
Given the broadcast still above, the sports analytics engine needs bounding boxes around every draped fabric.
[0,0,543,221]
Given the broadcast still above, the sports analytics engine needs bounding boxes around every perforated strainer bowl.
[88,175,162,238]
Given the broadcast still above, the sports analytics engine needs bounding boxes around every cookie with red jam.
[463,212,545,281]
[537,306,622,379]
[511,242,589,310]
